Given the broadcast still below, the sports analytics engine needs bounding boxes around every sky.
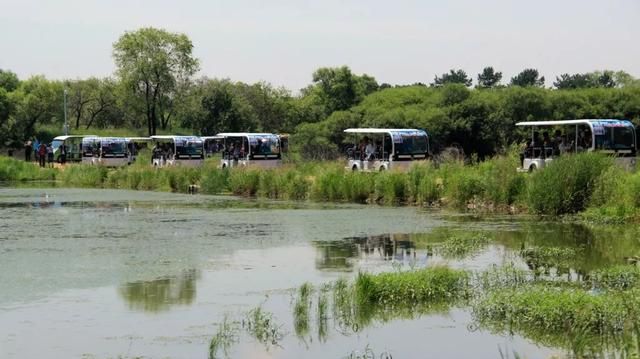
[1,0,638,91]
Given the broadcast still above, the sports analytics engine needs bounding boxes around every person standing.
[46,143,54,167]
[24,139,32,161]
[38,142,47,167]
[60,144,67,164]
[33,138,40,163]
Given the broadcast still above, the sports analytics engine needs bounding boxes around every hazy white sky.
[1,0,638,90]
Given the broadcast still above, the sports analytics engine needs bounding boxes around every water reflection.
[119,270,199,312]
[313,234,419,271]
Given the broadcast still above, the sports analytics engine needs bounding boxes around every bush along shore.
[2,151,640,221]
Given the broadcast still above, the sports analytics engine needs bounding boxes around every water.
[1,188,638,358]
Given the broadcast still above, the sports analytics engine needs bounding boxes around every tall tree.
[0,69,20,92]
[310,66,378,115]
[113,27,199,135]
[431,69,472,87]
[510,68,545,87]
[476,67,502,88]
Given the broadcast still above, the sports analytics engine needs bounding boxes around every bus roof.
[200,136,224,140]
[53,135,97,141]
[216,133,278,137]
[150,135,202,141]
[125,137,152,142]
[516,119,634,127]
[343,128,427,134]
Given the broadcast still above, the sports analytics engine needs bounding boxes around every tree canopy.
[113,27,199,136]
[510,68,545,87]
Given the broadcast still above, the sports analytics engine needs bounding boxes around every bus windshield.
[594,124,636,151]
[175,138,203,157]
[101,140,127,156]
[249,135,280,156]
[392,131,428,155]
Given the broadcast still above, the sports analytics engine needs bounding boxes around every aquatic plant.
[437,233,490,259]
[243,306,285,349]
[59,164,108,187]
[527,152,613,215]
[589,265,640,291]
[293,282,313,339]
[355,266,468,307]
[209,316,240,359]
[373,171,407,205]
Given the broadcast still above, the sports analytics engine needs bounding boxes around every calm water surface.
[1,188,638,359]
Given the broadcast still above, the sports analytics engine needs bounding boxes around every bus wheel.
[528,164,537,173]
[351,165,358,171]
[222,163,227,169]
[379,166,385,172]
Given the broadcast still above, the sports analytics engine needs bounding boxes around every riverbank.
[1,152,639,222]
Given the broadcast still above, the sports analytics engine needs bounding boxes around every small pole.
[63,89,68,135]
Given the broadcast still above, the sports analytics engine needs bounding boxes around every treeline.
[2,27,640,158]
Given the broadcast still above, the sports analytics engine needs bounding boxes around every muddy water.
[1,188,638,358]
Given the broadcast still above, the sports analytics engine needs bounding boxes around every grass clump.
[243,306,284,349]
[520,246,579,275]
[209,316,240,359]
[293,282,313,339]
[590,265,640,291]
[437,234,491,259]
[527,152,613,215]
[0,156,57,181]
[355,266,468,307]
[472,285,640,354]
[59,164,108,187]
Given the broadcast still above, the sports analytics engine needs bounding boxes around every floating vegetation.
[436,233,491,259]
[243,306,285,349]
[209,317,240,359]
[355,266,469,307]
[589,265,640,291]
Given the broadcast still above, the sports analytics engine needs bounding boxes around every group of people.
[520,128,593,166]
[351,136,389,161]
[151,143,174,163]
[23,138,66,167]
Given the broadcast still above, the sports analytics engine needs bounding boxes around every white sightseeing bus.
[343,128,430,171]
[52,135,97,163]
[217,133,282,169]
[516,119,637,172]
[81,137,130,167]
[150,136,205,167]
[125,137,152,164]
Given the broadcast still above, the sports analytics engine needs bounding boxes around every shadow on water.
[119,269,199,313]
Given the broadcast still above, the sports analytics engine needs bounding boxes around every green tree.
[12,76,63,139]
[510,68,545,87]
[113,27,199,135]
[431,69,472,87]
[310,66,378,115]
[0,69,20,92]
[476,67,502,88]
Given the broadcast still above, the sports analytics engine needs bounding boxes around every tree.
[0,69,20,92]
[113,27,199,136]
[510,68,545,87]
[476,67,502,88]
[12,76,63,139]
[553,71,617,89]
[431,69,472,87]
[310,66,378,115]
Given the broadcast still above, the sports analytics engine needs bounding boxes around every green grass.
[355,266,469,307]
[0,156,57,181]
